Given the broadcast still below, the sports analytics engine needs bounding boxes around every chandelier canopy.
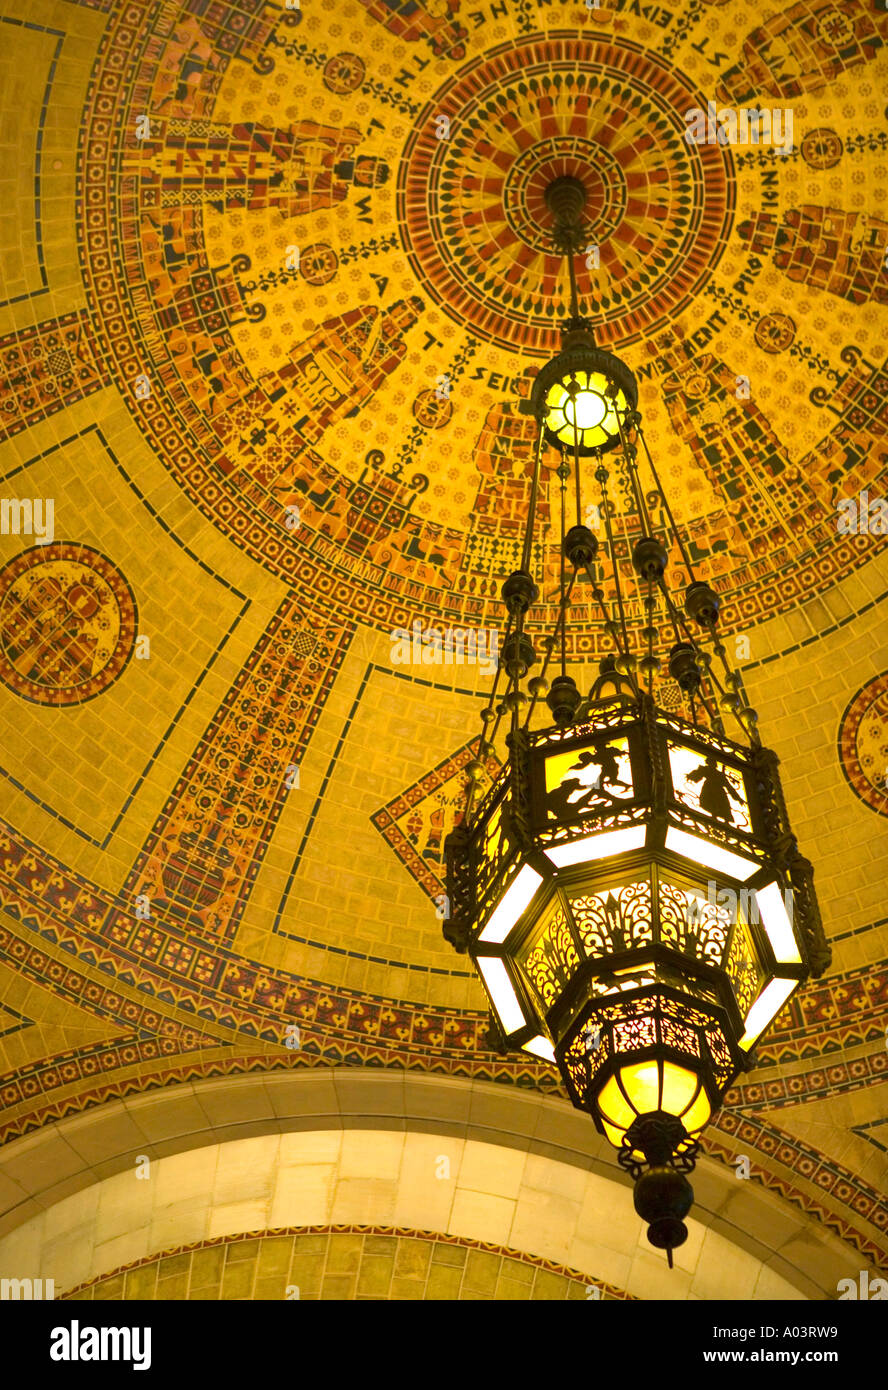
[443,176,830,1265]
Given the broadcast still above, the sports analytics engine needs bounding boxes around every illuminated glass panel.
[477,957,526,1035]
[725,918,766,1019]
[543,370,628,451]
[520,900,580,1009]
[665,827,760,881]
[668,743,751,832]
[755,881,802,964]
[545,824,646,867]
[571,877,653,956]
[478,862,542,943]
[543,737,633,824]
[523,1035,556,1062]
[740,977,798,1049]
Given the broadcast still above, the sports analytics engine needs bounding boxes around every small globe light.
[597,1061,712,1155]
[529,332,638,455]
[543,370,624,451]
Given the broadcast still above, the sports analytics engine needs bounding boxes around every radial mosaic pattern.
[398,34,735,352]
[55,0,886,644]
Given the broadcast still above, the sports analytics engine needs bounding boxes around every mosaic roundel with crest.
[838,671,888,818]
[0,544,137,707]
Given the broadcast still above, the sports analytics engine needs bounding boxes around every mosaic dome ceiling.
[0,0,886,1299]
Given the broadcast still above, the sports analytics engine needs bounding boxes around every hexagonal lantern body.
[446,695,819,1158]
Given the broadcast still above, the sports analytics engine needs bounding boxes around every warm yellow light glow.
[665,826,760,882]
[597,1061,706,1139]
[478,863,542,943]
[523,1035,556,1062]
[681,1087,711,1134]
[477,957,526,1035]
[598,1074,636,1129]
[564,389,606,430]
[600,1119,625,1149]
[660,1061,699,1116]
[739,976,797,1049]
[621,1061,662,1115]
[601,1118,645,1160]
[755,881,801,964]
[543,372,625,450]
[545,825,646,867]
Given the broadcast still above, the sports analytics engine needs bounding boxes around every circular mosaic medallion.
[755,313,796,353]
[299,243,339,286]
[800,128,843,170]
[398,34,734,354]
[323,52,366,95]
[0,543,138,706]
[413,388,453,428]
[838,671,888,817]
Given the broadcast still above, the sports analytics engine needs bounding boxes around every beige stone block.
[122,1089,210,1146]
[278,1130,343,1166]
[0,1214,43,1279]
[467,1083,545,1143]
[212,1136,280,1206]
[269,1163,336,1227]
[339,1129,405,1181]
[0,1130,83,1199]
[42,1184,101,1244]
[628,1250,693,1300]
[716,1183,804,1254]
[94,1171,152,1247]
[89,1228,151,1286]
[448,1188,515,1246]
[332,1068,407,1120]
[457,1140,526,1200]
[152,1144,220,1207]
[195,1077,274,1130]
[753,1263,808,1300]
[575,1173,644,1256]
[329,1177,399,1224]
[509,1188,582,1264]
[206,1200,269,1240]
[148,1196,209,1254]
[60,1105,149,1168]
[776,1233,864,1298]
[565,1237,631,1292]
[520,1151,589,1204]
[690,1228,758,1300]
[403,1073,473,1126]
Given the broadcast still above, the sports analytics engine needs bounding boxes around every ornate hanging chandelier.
[443,176,831,1266]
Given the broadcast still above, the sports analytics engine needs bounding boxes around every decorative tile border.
[60,1225,634,1301]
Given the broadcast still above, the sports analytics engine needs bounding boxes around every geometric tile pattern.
[60,1227,633,1301]
[371,737,500,904]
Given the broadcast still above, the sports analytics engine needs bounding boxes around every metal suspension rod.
[520,427,547,575]
[635,419,696,577]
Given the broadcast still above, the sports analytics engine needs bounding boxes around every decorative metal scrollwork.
[659,881,729,966]
[725,920,763,1018]
[522,905,579,1008]
[572,879,653,956]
